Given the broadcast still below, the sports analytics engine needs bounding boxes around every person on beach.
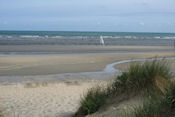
[100,36,105,46]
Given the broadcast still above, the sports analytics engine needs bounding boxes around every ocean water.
[0,31,175,46]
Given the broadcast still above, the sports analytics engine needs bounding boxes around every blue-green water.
[0,31,175,46]
[1,30,175,37]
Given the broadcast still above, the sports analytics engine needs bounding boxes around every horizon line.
[0,30,175,34]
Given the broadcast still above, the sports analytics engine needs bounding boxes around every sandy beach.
[1,0,175,116]
[0,45,175,117]
[0,80,105,117]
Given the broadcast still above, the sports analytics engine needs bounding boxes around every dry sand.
[0,80,107,117]
[0,46,175,117]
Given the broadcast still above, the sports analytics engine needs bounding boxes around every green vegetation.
[0,111,3,117]
[75,86,108,115]
[74,59,174,117]
[113,59,172,94]
[133,83,175,117]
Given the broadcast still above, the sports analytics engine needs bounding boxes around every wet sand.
[0,45,174,53]
[0,46,174,76]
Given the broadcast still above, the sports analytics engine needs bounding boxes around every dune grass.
[133,83,175,117]
[0,110,3,117]
[74,59,173,117]
[75,86,108,116]
[112,59,172,94]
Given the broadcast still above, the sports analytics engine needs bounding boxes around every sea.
[0,31,175,46]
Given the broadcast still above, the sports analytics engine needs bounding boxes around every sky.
[0,0,175,32]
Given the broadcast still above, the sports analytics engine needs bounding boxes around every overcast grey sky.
[0,0,175,32]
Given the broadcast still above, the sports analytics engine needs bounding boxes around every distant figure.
[174,40,175,50]
[100,36,105,46]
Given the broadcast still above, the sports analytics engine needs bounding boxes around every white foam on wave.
[6,36,12,38]
[163,36,175,39]
[20,35,40,38]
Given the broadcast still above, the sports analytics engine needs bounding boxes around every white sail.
[100,36,105,45]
